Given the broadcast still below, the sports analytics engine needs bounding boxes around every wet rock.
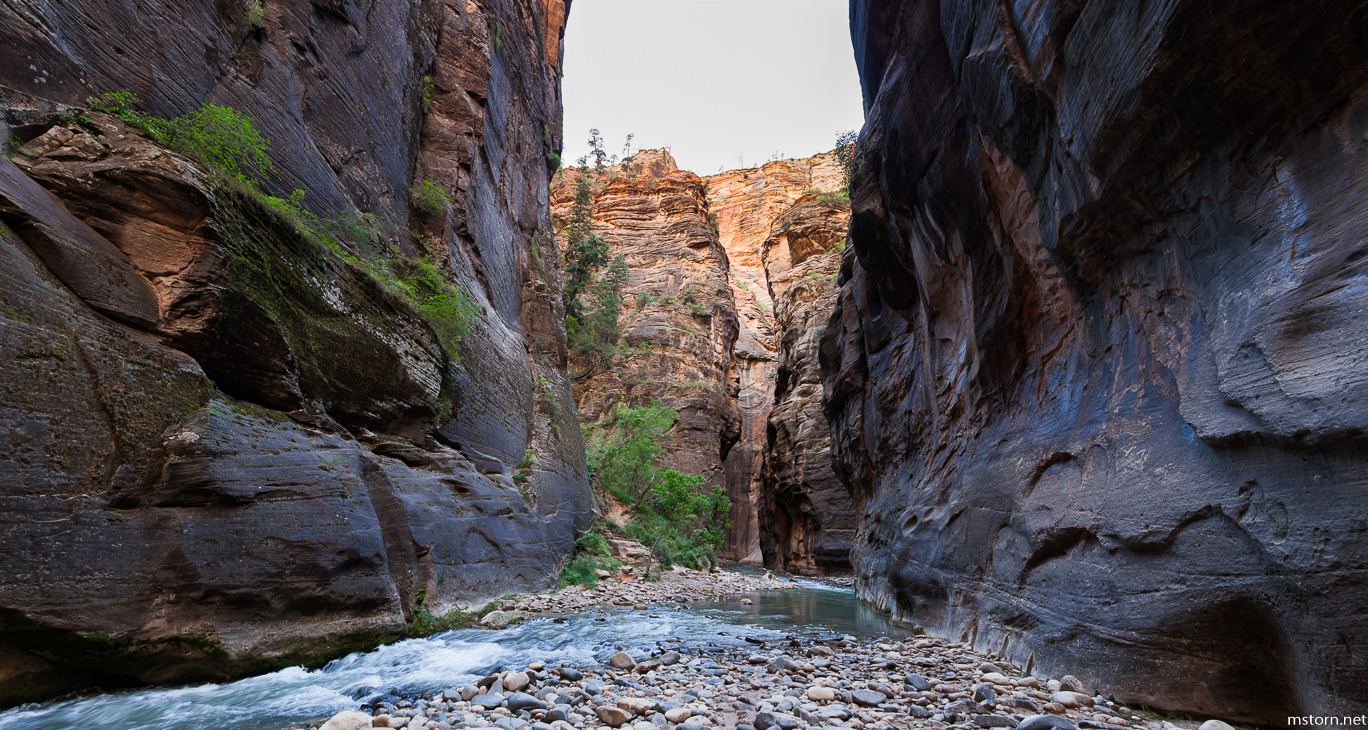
[472,695,504,709]
[482,611,529,630]
[1017,717,1078,730]
[905,674,932,691]
[660,651,682,666]
[976,716,1017,729]
[608,652,637,670]
[506,693,546,713]
[851,689,886,706]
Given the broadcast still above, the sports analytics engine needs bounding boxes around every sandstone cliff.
[828,0,1368,721]
[0,0,590,704]
[704,157,852,571]
[551,151,741,498]
[758,196,851,574]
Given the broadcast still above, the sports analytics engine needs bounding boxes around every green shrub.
[246,0,265,29]
[87,91,273,184]
[818,191,849,205]
[412,178,455,217]
[421,74,435,111]
[587,402,728,576]
[680,286,697,304]
[689,303,709,317]
[575,531,611,556]
[635,291,656,308]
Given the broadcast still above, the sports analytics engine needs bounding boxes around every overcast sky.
[560,0,866,175]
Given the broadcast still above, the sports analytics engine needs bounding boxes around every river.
[0,586,912,730]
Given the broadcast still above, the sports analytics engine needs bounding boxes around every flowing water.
[0,587,912,730]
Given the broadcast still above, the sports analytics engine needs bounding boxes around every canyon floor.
[300,563,1240,730]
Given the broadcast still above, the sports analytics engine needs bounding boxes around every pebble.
[807,686,836,702]
[608,651,637,670]
[1198,723,1237,730]
[318,711,372,730]
[597,706,633,727]
[1018,716,1079,730]
[1050,690,1095,708]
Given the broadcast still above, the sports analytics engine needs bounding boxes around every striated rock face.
[0,0,590,705]
[829,0,1368,722]
[704,155,852,570]
[552,150,741,496]
[759,196,852,574]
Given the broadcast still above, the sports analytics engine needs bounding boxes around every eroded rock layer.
[828,0,1368,722]
[0,0,590,704]
[704,156,852,571]
[759,196,851,574]
[552,151,742,500]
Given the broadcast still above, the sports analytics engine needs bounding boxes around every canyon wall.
[0,0,591,704]
[829,0,1368,722]
[552,151,741,509]
[551,152,855,574]
[705,157,853,572]
[758,196,851,574]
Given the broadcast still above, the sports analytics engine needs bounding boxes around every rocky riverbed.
[304,570,1240,730]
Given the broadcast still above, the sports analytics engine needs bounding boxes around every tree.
[562,174,608,319]
[588,128,607,169]
[571,253,629,360]
[833,129,861,197]
[588,402,730,577]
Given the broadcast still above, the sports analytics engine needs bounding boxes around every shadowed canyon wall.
[0,0,591,704]
[828,0,1368,722]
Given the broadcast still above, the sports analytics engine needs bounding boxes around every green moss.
[212,184,468,407]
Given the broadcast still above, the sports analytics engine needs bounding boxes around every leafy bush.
[689,303,709,317]
[576,531,611,556]
[412,178,455,217]
[680,286,697,304]
[558,531,621,588]
[421,74,435,111]
[87,91,273,184]
[588,402,729,576]
[246,0,265,29]
[635,291,656,308]
[817,191,849,205]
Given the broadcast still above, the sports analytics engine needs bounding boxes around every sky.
[560,0,866,175]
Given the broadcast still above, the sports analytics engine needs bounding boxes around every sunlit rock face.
[552,152,855,574]
[829,0,1368,722]
[0,0,590,704]
[552,150,742,503]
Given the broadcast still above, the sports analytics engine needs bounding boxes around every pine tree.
[562,174,608,319]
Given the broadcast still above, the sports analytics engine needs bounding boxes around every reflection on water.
[690,589,915,639]
[0,588,908,730]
